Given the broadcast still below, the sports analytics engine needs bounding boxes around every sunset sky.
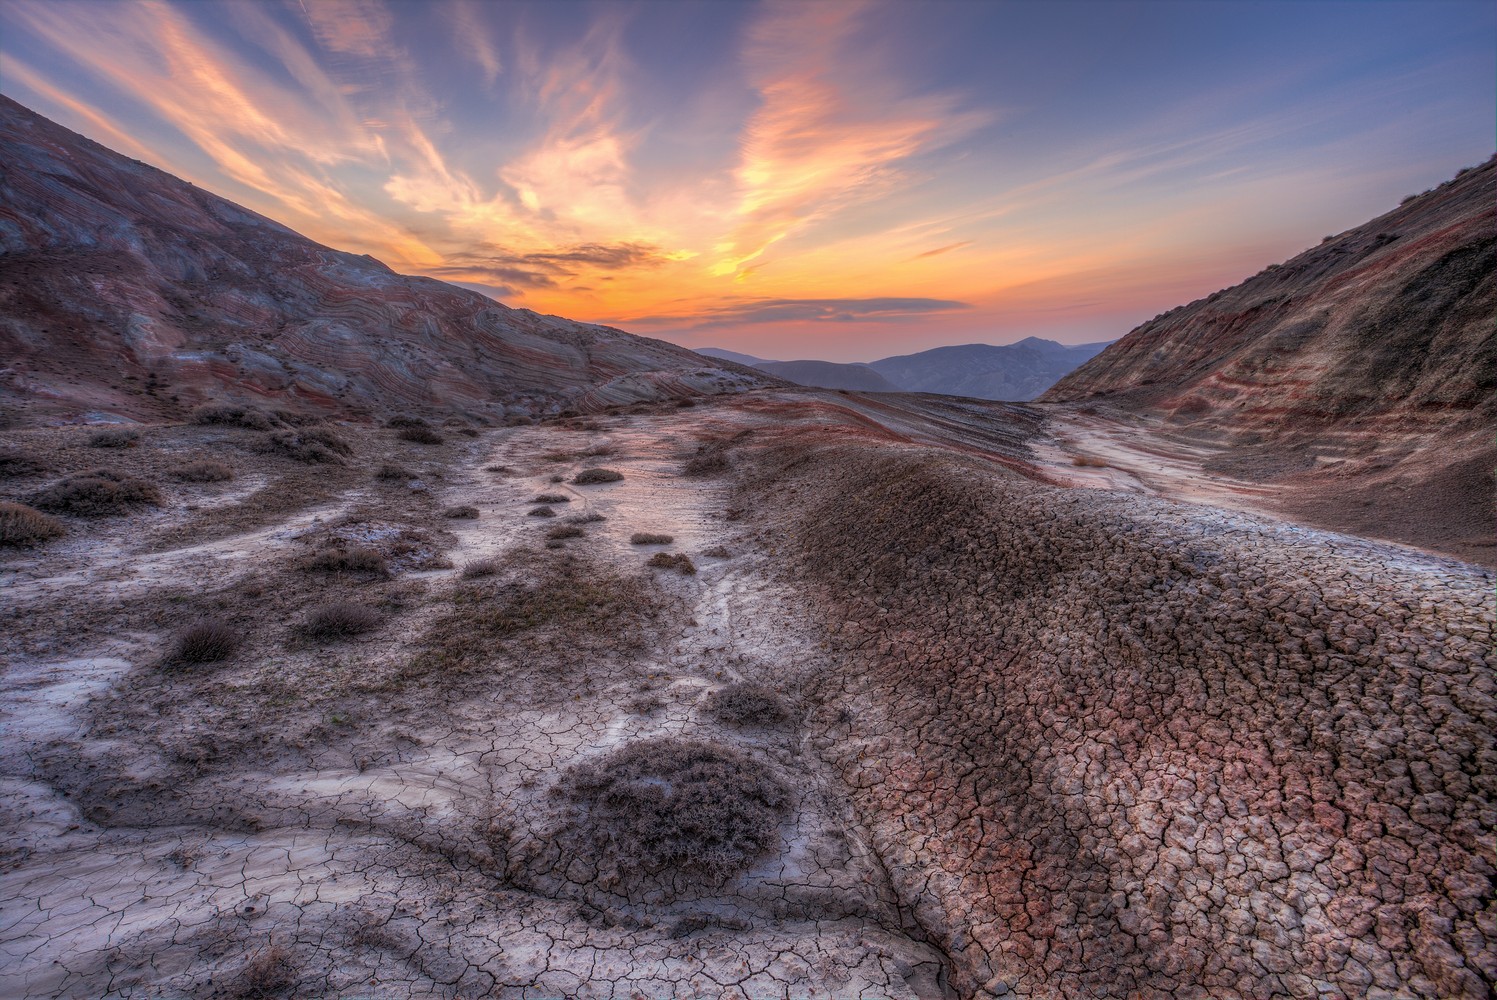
[3,0,1493,361]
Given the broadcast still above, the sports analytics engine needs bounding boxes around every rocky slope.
[754,359,901,392]
[872,338,1112,400]
[0,97,774,425]
[1043,157,1496,561]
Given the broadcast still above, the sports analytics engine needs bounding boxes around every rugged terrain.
[0,96,775,426]
[1044,157,1497,564]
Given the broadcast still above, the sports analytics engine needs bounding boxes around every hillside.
[1045,157,1497,562]
[754,359,900,392]
[0,97,775,424]
[872,338,1111,400]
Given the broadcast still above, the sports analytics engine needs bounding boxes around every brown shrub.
[298,546,390,576]
[252,428,351,463]
[375,463,412,480]
[547,524,584,540]
[574,468,623,484]
[528,505,557,518]
[299,602,381,639]
[192,404,281,430]
[174,460,233,482]
[565,512,606,524]
[461,558,501,579]
[0,501,65,547]
[226,942,297,999]
[398,425,444,445]
[531,493,571,504]
[30,471,163,516]
[646,552,696,575]
[443,505,480,519]
[630,532,674,545]
[0,452,48,478]
[702,682,793,728]
[89,427,139,448]
[701,545,731,558]
[384,414,429,429]
[1071,454,1108,468]
[173,619,239,664]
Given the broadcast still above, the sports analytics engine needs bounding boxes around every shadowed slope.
[0,96,777,423]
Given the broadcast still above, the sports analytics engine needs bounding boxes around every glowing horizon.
[2,0,1492,362]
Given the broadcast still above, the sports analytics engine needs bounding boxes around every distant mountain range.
[697,337,1112,400]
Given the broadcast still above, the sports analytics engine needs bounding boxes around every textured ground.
[2,392,1492,998]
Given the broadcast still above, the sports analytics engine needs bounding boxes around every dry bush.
[630,532,674,545]
[581,443,615,457]
[174,460,233,482]
[298,545,390,577]
[1071,454,1109,468]
[701,545,731,559]
[30,471,163,516]
[548,474,565,483]
[0,452,48,478]
[531,493,570,504]
[547,524,584,540]
[461,558,500,579]
[192,404,281,430]
[682,442,730,477]
[384,414,430,429]
[702,682,793,728]
[574,467,623,484]
[173,619,239,664]
[484,464,515,474]
[226,942,297,999]
[89,427,139,448]
[443,505,480,519]
[299,602,381,639]
[566,512,606,524]
[675,397,697,408]
[559,738,789,885]
[398,425,444,445]
[528,505,557,518]
[252,428,351,463]
[0,501,65,547]
[646,552,696,575]
[375,462,412,480]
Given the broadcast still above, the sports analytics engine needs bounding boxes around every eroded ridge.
[735,437,1495,999]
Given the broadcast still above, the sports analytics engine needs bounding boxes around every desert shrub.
[630,532,674,545]
[192,404,281,430]
[443,505,480,519]
[548,474,565,483]
[565,512,606,524]
[574,468,623,485]
[0,501,65,547]
[528,505,557,518]
[174,460,233,482]
[484,465,515,474]
[682,440,731,477]
[89,427,139,448]
[385,414,429,429]
[398,425,444,445]
[531,493,570,504]
[375,462,411,480]
[299,602,381,639]
[702,682,793,728]
[461,558,500,579]
[547,524,584,540]
[252,428,351,463]
[0,452,47,478]
[30,471,162,516]
[1071,455,1108,468]
[173,619,239,664]
[701,545,731,558]
[298,545,389,576]
[227,942,297,999]
[646,552,696,575]
[559,738,790,884]
[674,397,696,408]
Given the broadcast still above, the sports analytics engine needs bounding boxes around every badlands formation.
[1,99,1494,999]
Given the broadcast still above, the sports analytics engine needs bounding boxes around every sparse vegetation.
[574,468,623,484]
[299,602,381,639]
[89,427,139,448]
[298,545,390,576]
[702,682,793,728]
[376,462,412,480]
[172,619,239,664]
[226,942,297,999]
[547,524,584,540]
[701,545,731,559]
[532,493,570,504]
[646,552,696,575]
[192,404,281,430]
[0,452,47,478]
[252,428,352,463]
[461,558,500,579]
[30,471,163,516]
[630,532,674,545]
[443,505,480,519]
[0,501,65,547]
[398,425,444,445]
[174,460,233,482]
[559,737,790,884]
[484,464,515,474]
[565,512,606,524]
[528,505,557,518]
[385,414,430,429]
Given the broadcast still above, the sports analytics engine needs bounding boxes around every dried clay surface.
[2,392,1493,999]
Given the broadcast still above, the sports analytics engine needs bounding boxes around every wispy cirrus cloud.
[624,296,972,330]
[433,241,688,289]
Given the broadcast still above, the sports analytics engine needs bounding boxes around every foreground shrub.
[298,546,389,576]
[573,467,623,484]
[30,471,163,516]
[252,428,352,463]
[443,505,480,519]
[397,425,444,445]
[0,452,48,478]
[630,532,674,545]
[173,619,239,664]
[566,512,606,524]
[547,524,584,540]
[385,414,430,429]
[89,428,139,449]
[528,505,557,518]
[375,462,412,480]
[531,493,570,504]
[299,602,381,639]
[0,501,65,547]
[702,682,793,728]
[461,558,500,579]
[192,404,281,430]
[646,552,696,575]
[174,460,233,482]
[559,738,790,885]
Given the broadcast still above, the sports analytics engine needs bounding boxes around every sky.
[2,0,1493,362]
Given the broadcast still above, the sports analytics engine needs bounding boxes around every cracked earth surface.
[2,394,1493,998]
